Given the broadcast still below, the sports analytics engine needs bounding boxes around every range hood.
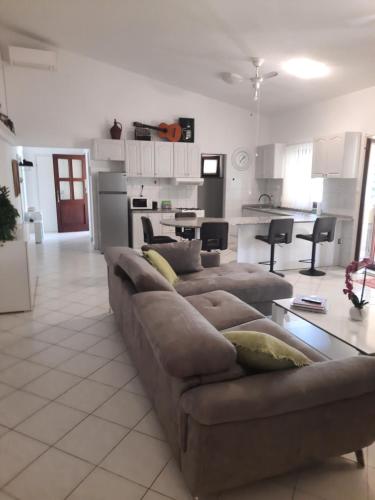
[173,177,204,186]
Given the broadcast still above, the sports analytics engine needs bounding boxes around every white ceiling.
[0,0,375,114]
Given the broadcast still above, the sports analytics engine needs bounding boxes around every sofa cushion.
[222,318,326,363]
[175,262,293,306]
[132,291,237,378]
[142,240,203,274]
[185,291,263,330]
[143,249,179,285]
[117,248,175,293]
[223,331,311,371]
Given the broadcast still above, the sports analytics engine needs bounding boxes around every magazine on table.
[292,295,327,313]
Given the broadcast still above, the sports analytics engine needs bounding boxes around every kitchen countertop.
[130,209,178,213]
[242,205,353,222]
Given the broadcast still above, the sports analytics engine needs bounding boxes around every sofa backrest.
[132,291,237,379]
[114,248,175,293]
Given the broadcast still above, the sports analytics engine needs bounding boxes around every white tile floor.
[0,232,374,499]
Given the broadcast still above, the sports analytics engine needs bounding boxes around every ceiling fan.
[222,57,278,101]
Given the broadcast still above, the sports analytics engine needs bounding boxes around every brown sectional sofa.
[105,246,375,497]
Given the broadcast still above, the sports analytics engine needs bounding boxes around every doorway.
[53,154,89,232]
[198,154,225,217]
[355,138,375,268]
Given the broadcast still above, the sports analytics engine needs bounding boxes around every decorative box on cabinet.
[255,144,285,179]
[312,132,362,178]
[92,139,125,161]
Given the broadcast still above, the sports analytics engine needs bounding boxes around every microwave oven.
[130,197,152,210]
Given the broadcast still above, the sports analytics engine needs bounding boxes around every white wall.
[266,85,375,144]
[2,49,269,223]
[0,126,21,217]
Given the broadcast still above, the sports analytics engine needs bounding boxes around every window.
[282,143,323,210]
[201,155,221,177]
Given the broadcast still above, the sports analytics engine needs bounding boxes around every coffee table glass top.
[273,296,375,355]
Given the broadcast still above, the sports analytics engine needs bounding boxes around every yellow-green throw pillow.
[143,249,179,286]
[222,331,311,371]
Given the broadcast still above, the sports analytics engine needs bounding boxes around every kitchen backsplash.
[127,178,198,208]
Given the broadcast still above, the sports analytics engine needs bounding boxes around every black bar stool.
[200,222,228,251]
[255,218,294,277]
[141,216,177,244]
[175,212,196,240]
[296,217,336,276]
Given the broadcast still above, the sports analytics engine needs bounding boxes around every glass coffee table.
[272,297,375,359]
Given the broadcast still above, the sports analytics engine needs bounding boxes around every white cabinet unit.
[0,225,37,313]
[92,139,125,161]
[312,132,362,178]
[125,140,155,177]
[154,142,173,177]
[173,143,201,178]
[125,141,201,179]
[255,144,285,179]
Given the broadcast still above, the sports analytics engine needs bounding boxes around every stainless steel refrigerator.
[98,172,129,252]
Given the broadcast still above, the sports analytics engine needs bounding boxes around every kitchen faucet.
[258,193,273,206]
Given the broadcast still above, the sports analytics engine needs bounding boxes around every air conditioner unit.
[8,46,57,71]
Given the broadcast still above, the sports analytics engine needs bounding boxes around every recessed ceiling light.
[282,58,331,79]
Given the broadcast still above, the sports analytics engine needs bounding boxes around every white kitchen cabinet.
[312,132,362,178]
[173,143,201,177]
[139,141,154,177]
[173,143,188,177]
[255,144,285,179]
[154,142,173,177]
[187,143,201,177]
[92,139,125,161]
[125,140,155,177]
[125,140,140,176]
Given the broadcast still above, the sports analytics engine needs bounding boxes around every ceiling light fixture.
[282,58,330,79]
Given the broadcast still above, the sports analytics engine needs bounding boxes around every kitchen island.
[161,207,353,271]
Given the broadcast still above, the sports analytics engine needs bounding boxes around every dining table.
[160,217,227,239]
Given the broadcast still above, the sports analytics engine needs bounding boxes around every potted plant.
[343,258,371,321]
[0,185,19,242]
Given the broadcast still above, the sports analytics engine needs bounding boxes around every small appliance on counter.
[160,200,172,210]
[152,201,158,210]
[130,197,152,210]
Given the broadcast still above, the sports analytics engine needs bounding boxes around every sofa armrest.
[200,251,220,268]
[181,356,375,425]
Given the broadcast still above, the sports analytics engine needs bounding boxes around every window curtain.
[282,143,313,210]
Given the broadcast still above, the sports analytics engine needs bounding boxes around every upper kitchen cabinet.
[173,143,200,178]
[125,140,154,177]
[312,132,362,178]
[92,139,125,161]
[154,141,173,177]
[255,144,285,179]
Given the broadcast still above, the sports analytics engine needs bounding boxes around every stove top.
[176,207,201,211]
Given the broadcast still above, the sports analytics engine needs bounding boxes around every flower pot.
[349,306,368,322]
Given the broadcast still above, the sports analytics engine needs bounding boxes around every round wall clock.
[231,147,252,171]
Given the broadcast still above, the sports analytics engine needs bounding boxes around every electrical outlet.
[338,238,342,244]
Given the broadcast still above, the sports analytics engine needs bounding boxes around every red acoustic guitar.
[133,121,182,142]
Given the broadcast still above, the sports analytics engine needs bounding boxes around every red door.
[53,154,89,232]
